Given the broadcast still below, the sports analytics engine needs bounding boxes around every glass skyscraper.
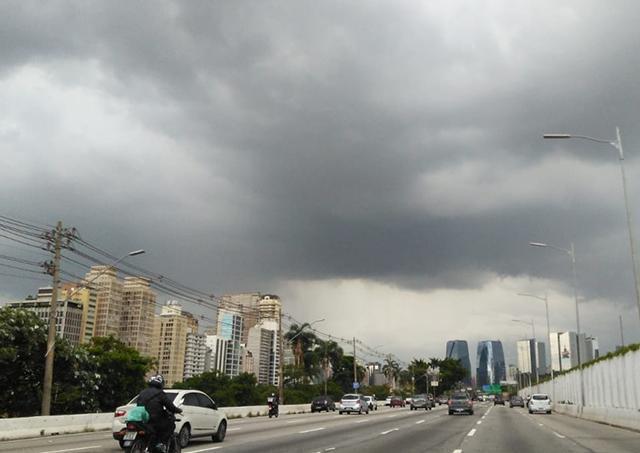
[476,340,506,387]
[445,340,472,385]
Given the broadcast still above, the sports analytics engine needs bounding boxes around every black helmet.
[148,374,164,389]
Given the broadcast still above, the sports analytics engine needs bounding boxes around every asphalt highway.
[1,402,639,453]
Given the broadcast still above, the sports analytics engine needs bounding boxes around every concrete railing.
[0,404,311,441]
[519,346,640,431]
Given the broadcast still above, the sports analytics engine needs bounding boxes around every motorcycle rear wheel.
[124,438,146,453]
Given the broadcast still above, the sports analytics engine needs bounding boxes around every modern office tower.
[60,282,97,343]
[517,339,537,381]
[204,334,228,373]
[184,332,208,380]
[218,293,262,345]
[536,341,547,375]
[550,331,588,372]
[120,277,156,357]
[585,337,600,361]
[8,287,83,345]
[154,301,199,386]
[476,340,506,387]
[85,266,123,338]
[245,320,279,385]
[217,308,244,377]
[446,340,472,385]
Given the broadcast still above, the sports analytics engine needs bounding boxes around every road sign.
[431,381,439,386]
[353,382,360,389]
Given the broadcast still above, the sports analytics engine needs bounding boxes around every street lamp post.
[517,293,555,401]
[529,241,585,406]
[41,249,145,415]
[512,318,539,390]
[544,128,640,326]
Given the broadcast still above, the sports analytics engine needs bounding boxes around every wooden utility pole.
[41,221,62,415]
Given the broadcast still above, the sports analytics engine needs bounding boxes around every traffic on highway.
[2,398,640,453]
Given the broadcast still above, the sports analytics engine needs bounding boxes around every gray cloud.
[2,0,640,358]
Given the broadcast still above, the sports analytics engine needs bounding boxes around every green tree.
[429,357,467,393]
[84,336,153,411]
[0,307,99,416]
[332,355,366,393]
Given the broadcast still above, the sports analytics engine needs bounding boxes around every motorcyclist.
[267,392,279,416]
[137,374,182,453]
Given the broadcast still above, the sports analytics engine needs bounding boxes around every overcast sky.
[2,0,640,368]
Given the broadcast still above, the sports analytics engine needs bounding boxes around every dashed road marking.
[40,448,102,453]
[476,420,482,425]
[381,428,400,435]
[552,431,566,439]
[386,414,398,418]
[467,428,477,437]
[286,419,304,424]
[416,419,425,424]
[228,427,242,431]
[453,450,463,453]
[325,449,336,452]
[300,427,326,434]
[538,423,544,426]
[184,447,223,453]
[354,419,370,423]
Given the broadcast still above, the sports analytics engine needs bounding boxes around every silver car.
[363,395,378,411]
[339,393,369,415]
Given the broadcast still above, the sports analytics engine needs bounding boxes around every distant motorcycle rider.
[137,374,182,452]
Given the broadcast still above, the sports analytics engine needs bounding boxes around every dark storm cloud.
[2,0,640,326]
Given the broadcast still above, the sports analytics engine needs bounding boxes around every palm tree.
[382,357,401,390]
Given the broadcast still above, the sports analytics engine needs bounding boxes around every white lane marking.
[187,447,223,453]
[476,420,482,425]
[40,447,102,453]
[415,419,426,424]
[228,427,242,431]
[300,427,326,434]
[286,419,304,424]
[386,414,398,418]
[538,423,544,427]
[453,450,463,453]
[325,449,336,452]
[467,428,477,437]
[354,418,370,423]
[380,428,400,435]
[552,431,566,439]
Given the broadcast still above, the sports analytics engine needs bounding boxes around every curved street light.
[544,128,640,327]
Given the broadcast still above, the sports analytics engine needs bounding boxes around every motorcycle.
[122,415,181,453]
[267,398,279,418]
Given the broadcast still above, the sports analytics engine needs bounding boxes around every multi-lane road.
[2,402,639,453]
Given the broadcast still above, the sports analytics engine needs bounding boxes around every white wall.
[519,347,640,430]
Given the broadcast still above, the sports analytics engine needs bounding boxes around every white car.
[528,393,552,414]
[384,396,392,406]
[363,395,378,411]
[112,389,228,449]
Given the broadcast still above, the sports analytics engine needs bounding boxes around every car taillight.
[126,423,137,430]
[115,410,126,418]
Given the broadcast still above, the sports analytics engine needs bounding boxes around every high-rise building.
[585,336,600,362]
[120,277,156,357]
[550,331,588,372]
[85,266,123,338]
[258,295,281,321]
[9,287,83,345]
[153,301,199,386]
[536,341,547,375]
[476,340,506,387]
[517,339,537,380]
[219,293,262,345]
[184,332,208,380]
[60,282,97,344]
[217,309,244,377]
[445,340,472,385]
[245,321,278,385]
[204,334,228,373]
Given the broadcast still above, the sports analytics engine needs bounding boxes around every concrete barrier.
[0,404,311,441]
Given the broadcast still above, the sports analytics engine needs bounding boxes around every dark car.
[311,395,335,412]
[448,392,474,415]
[389,396,405,408]
[410,394,431,411]
[509,396,525,408]
[494,395,505,405]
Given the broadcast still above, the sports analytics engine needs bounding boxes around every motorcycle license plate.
[123,431,137,441]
